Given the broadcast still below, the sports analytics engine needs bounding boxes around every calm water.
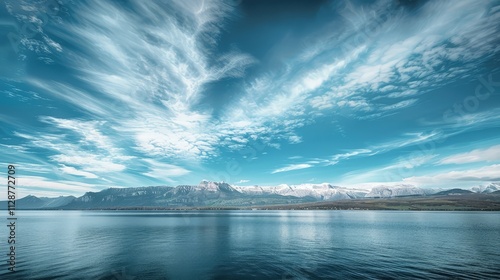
[1,211,499,279]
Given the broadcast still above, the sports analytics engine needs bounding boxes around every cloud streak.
[440,144,500,165]
[272,164,312,174]
[404,164,500,186]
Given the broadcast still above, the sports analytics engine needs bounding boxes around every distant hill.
[2,181,499,210]
[255,193,500,211]
[0,195,76,210]
[435,189,474,196]
[64,186,174,209]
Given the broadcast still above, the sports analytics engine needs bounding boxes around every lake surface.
[1,211,499,279]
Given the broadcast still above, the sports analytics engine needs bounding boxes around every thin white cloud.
[0,175,101,200]
[336,99,373,112]
[13,117,133,185]
[142,159,191,182]
[324,131,441,170]
[403,164,500,186]
[52,154,126,172]
[40,117,127,158]
[331,149,373,161]
[424,108,500,131]
[306,0,500,118]
[341,154,436,184]
[291,130,444,171]
[236,179,250,184]
[271,163,312,174]
[26,117,131,173]
[0,144,29,152]
[3,0,64,56]
[288,156,303,160]
[380,99,418,111]
[288,135,302,144]
[322,149,374,166]
[440,144,500,165]
[373,131,442,151]
[0,162,54,176]
[386,89,419,98]
[20,176,96,192]
[59,165,98,179]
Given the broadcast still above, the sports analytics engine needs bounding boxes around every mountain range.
[2,181,499,210]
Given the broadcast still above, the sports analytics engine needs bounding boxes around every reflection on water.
[1,211,499,279]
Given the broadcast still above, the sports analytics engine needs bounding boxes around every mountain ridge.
[2,181,499,209]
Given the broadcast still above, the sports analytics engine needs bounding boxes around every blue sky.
[1,0,500,198]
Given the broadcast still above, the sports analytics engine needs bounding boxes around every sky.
[1,0,500,198]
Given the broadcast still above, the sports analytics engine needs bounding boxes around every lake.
[1,211,499,279]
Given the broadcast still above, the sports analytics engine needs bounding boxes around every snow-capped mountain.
[471,183,500,194]
[234,183,443,199]
[197,180,239,193]
[233,183,368,200]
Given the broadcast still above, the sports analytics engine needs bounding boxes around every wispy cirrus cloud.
[271,163,312,174]
[142,159,191,182]
[23,0,256,161]
[37,117,129,167]
[275,130,446,172]
[439,144,500,165]
[235,179,250,184]
[403,164,500,187]
[340,154,437,184]
[10,175,98,199]
[424,108,500,132]
[59,165,98,179]
[305,0,500,118]
[18,0,500,164]
[319,149,375,166]
[40,116,120,154]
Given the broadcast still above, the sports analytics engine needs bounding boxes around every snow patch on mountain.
[233,183,369,200]
[364,185,439,198]
[471,183,500,193]
[197,180,238,193]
